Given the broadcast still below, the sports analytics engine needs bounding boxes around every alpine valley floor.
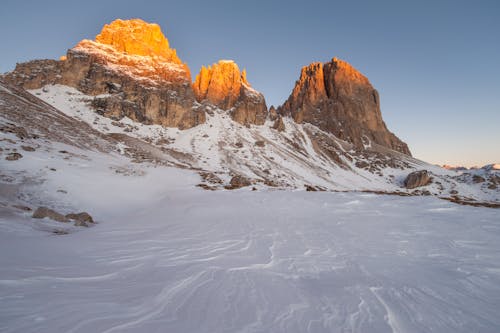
[1,161,500,332]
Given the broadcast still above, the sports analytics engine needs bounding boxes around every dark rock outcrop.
[66,212,94,225]
[272,116,285,132]
[278,58,411,155]
[225,175,252,189]
[5,152,22,161]
[32,207,69,222]
[193,60,267,125]
[404,170,432,189]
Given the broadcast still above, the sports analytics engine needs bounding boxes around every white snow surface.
[1,148,500,332]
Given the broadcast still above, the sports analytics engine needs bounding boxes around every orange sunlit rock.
[279,57,411,155]
[95,18,181,64]
[193,60,245,109]
[73,18,191,85]
[193,60,268,125]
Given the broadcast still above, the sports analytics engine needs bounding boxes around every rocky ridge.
[1,78,498,211]
[278,58,411,155]
[2,18,411,159]
[2,19,204,129]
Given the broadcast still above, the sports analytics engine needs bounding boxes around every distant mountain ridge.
[1,18,498,206]
[2,18,408,154]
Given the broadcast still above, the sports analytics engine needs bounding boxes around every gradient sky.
[1,0,499,166]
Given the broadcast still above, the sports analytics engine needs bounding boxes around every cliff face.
[279,58,411,155]
[3,19,204,129]
[2,19,410,156]
[193,60,267,125]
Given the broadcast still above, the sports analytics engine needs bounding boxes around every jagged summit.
[193,60,248,109]
[2,18,205,129]
[71,18,190,84]
[193,60,267,125]
[279,57,411,155]
[2,18,408,153]
[93,18,181,63]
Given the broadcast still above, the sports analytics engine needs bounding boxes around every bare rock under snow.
[226,175,252,189]
[404,170,432,189]
[66,212,95,225]
[32,207,69,223]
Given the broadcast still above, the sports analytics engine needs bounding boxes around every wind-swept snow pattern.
[1,184,500,332]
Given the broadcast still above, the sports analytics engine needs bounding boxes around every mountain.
[278,58,410,155]
[3,18,204,129]
[1,18,498,206]
[193,60,268,125]
[1,18,500,333]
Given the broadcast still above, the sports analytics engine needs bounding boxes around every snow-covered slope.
[2,150,500,332]
[27,84,499,204]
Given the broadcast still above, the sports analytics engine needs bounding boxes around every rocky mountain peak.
[93,18,182,64]
[193,60,267,125]
[71,18,190,85]
[279,57,411,155]
[193,60,248,109]
[2,19,205,129]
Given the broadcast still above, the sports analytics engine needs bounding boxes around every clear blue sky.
[1,0,499,166]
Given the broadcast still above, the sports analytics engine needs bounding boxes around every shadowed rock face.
[2,19,205,129]
[193,60,267,125]
[279,58,411,155]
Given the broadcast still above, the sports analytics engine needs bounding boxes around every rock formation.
[193,60,267,125]
[404,170,432,189]
[2,19,409,155]
[279,58,411,155]
[3,19,205,129]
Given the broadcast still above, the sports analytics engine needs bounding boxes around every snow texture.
[1,161,500,332]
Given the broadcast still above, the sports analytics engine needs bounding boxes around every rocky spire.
[279,58,411,155]
[193,60,267,125]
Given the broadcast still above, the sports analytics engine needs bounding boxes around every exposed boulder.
[404,170,432,189]
[226,175,252,189]
[254,140,265,147]
[5,152,22,161]
[32,207,69,222]
[472,175,485,183]
[21,145,35,151]
[66,212,95,225]
[278,58,411,155]
[193,60,267,125]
